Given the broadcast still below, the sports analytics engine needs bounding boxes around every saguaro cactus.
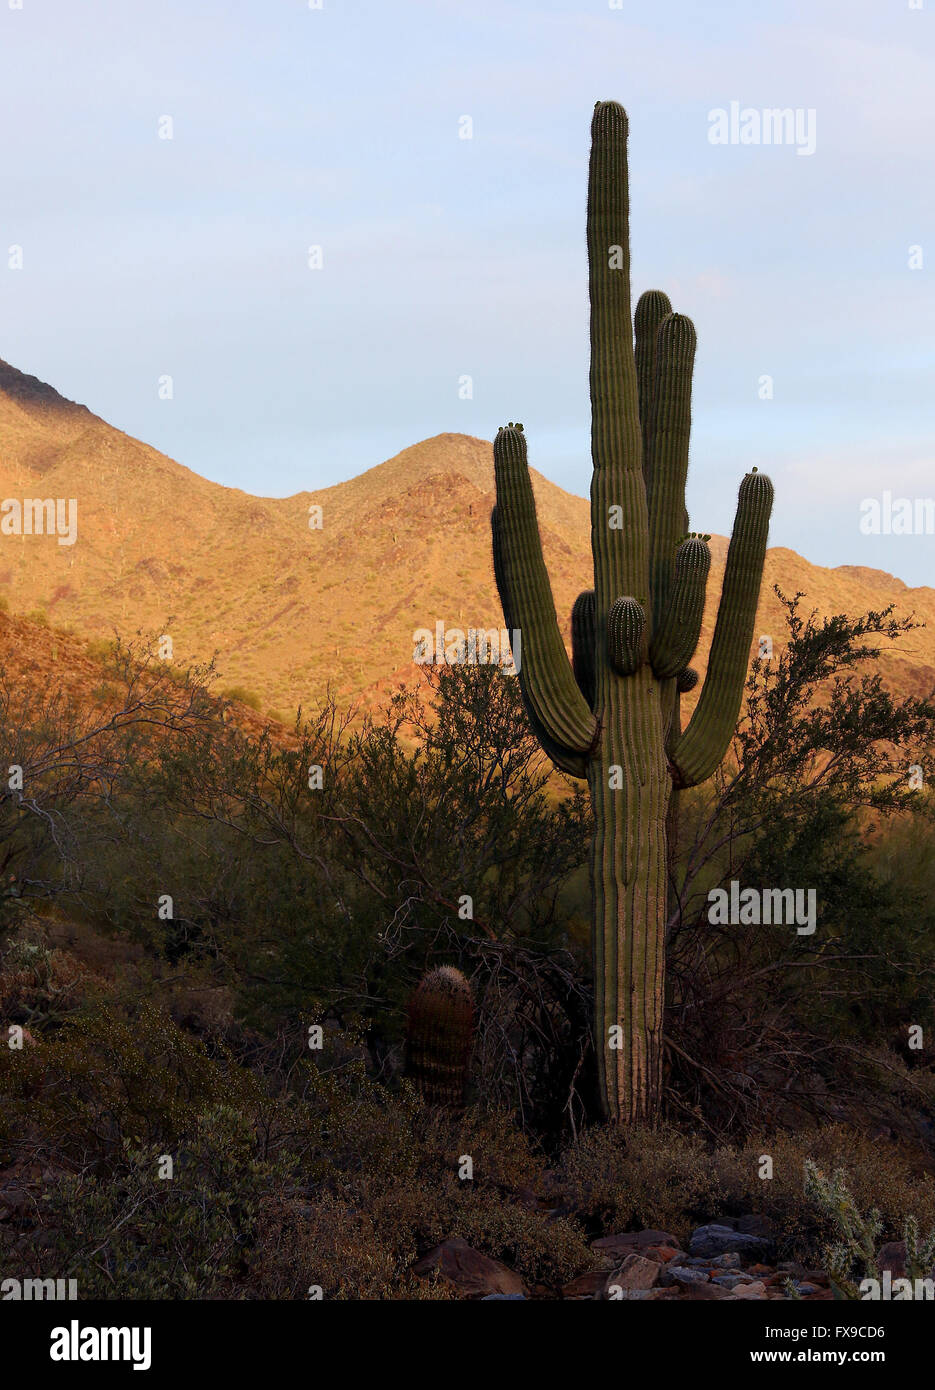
[490,102,773,1123]
[405,965,475,1110]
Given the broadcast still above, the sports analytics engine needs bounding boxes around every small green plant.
[803,1158,935,1299]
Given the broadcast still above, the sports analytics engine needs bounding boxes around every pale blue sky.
[1,0,932,585]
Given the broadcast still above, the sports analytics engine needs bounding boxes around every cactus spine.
[491,102,773,1122]
[405,966,474,1110]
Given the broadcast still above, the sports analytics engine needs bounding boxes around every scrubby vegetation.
[0,596,933,1297]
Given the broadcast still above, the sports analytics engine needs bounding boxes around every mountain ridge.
[1,358,932,719]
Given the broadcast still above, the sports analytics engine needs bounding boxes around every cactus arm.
[571,590,597,709]
[634,288,673,485]
[670,471,774,788]
[607,596,646,675]
[650,535,711,678]
[492,425,598,759]
[646,313,697,630]
[492,505,589,778]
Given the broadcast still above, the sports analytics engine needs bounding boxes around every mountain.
[1,358,933,720]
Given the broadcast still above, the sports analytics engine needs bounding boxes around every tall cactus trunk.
[588,682,670,1120]
[491,101,773,1124]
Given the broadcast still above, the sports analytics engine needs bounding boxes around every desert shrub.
[0,932,104,1026]
[365,1179,592,1287]
[708,1124,935,1262]
[555,1122,724,1238]
[0,1003,257,1168]
[37,1107,298,1299]
[249,1193,423,1300]
[0,1003,593,1296]
[554,1119,935,1264]
[797,1159,935,1298]
[666,595,935,1134]
[221,685,262,711]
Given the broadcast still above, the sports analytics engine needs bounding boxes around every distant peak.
[0,358,94,420]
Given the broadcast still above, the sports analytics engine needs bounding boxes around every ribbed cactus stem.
[607,596,646,675]
[490,101,773,1122]
[571,590,597,708]
[405,966,474,1110]
[492,506,588,778]
[670,471,773,789]
[650,536,711,678]
[493,428,598,759]
[634,289,673,470]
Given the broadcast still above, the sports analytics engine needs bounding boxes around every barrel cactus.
[405,965,474,1110]
[490,101,773,1122]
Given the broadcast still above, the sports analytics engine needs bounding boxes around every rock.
[711,1273,753,1289]
[663,1265,709,1287]
[712,1252,742,1269]
[481,1293,526,1300]
[606,1254,659,1294]
[642,1244,680,1265]
[562,1271,608,1300]
[795,1283,819,1295]
[682,1281,737,1300]
[591,1229,681,1258]
[876,1241,907,1278]
[732,1280,768,1299]
[688,1223,775,1262]
[412,1238,527,1299]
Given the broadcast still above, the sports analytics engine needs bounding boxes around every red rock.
[606,1254,660,1293]
[644,1244,680,1264]
[412,1238,526,1298]
[592,1229,681,1257]
[562,1271,607,1300]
